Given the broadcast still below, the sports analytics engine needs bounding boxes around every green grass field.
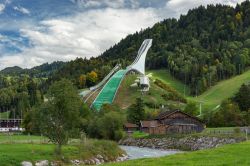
[0,134,47,144]
[0,111,10,119]
[104,141,250,166]
[149,69,250,110]
[0,134,123,166]
[131,131,149,139]
[0,144,77,166]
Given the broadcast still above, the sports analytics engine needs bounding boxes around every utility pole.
[198,100,204,117]
[184,72,186,97]
[199,102,202,116]
[246,127,248,140]
[209,73,211,87]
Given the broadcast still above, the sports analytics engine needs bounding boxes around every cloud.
[0,7,162,69]
[0,0,247,69]
[0,0,12,14]
[71,0,125,8]
[165,0,245,18]
[13,6,30,14]
[0,4,5,13]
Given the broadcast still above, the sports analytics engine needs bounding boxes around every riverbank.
[0,134,126,166]
[105,140,250,166]
[119,136,246,151]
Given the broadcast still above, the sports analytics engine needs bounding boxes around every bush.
[234,127,241,134]
[184,102,199,116]
[207,100,246,127]
[86,104,126,141]
[79,139,124,160]
[144,101,160,109]
[114,130,126,141]
[154,79,187,103]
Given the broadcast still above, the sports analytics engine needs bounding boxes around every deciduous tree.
[38,79,81,155]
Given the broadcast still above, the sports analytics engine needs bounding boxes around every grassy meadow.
[149,69,250,110]
[114,74,186,110]
[104,140,250,166]
[0,111,10,119]
[0,133,123,166]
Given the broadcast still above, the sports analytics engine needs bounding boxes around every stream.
[119,146,182,160]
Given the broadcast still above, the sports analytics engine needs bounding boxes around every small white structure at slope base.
[139,75,150,91]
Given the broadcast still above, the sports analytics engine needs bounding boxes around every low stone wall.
[119,136,246,151]
[21,154,128,166]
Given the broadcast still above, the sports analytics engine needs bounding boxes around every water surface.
[120,146,181,160]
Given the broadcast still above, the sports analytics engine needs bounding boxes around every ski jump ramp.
[92,39,152,111]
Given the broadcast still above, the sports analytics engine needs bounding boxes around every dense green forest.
[1,1,250,125]
[0,75,43,118]
[0,62,66,117]
[43,1,250,95]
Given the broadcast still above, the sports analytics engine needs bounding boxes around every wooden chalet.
[156,110,205,134]
[140,120,165,135]
[136,110,205,135]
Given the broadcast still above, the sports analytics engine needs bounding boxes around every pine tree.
[233,84,250,111]
[127,98,145,125]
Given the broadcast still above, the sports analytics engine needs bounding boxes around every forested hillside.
[0,61,65,117]
[0,61,65,78]
[47,1,250,95]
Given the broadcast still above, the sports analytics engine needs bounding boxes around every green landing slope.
[92,69,127,111]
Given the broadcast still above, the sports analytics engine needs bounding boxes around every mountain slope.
[49,1,250,95]
[192,69,250,109]
[0,66,23,75]
[0,61,65,77]
[150,69,250,110]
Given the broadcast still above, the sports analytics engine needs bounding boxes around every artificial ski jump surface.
[92,39,152,111]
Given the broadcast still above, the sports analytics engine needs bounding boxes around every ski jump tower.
[126,39,152,75]
[87,39,152,111]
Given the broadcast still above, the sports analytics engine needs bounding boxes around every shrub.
[154,79,187,103]
[234,127,241,134]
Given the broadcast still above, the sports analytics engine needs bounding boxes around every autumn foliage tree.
[86,71,98,86]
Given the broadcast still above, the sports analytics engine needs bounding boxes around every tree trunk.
[55,144,62,156]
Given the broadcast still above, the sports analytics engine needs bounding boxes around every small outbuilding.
[124,123,139,134]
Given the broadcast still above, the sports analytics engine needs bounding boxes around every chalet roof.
[140,120,159,128]
[156,109,204,123]
[124,123,138,128]
[156,110,178,119]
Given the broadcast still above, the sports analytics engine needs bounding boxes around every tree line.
[0,74,43,118]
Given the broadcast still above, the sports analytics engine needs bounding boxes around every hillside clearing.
[113,74,185,110]
[149,69,250,110]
